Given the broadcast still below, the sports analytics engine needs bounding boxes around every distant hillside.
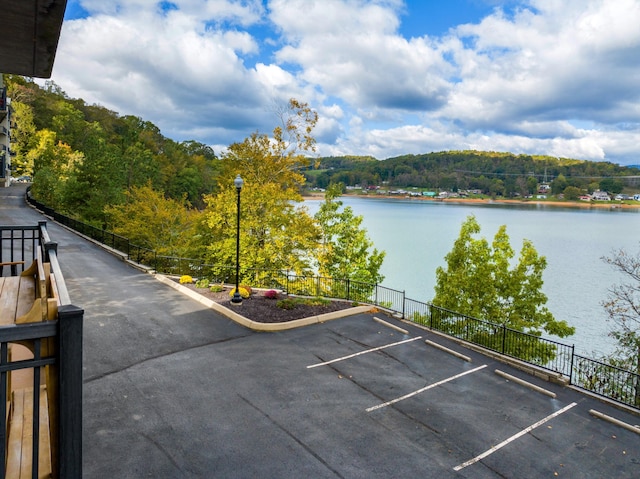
[304,151,640,197]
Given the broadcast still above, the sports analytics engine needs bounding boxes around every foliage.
[195,99,321,275]
[433,216,574,340]
[314,184,385,286]
[179,275,193,284]
[209,284,224,293]
[303,151,640,196]
[104,184,196,256]
[229,287,251,299]
[563,186,582,200]
[5,76,219,222]
[264,290,279,299]
[601,247,640,375]
[194,278,210,288]
[276,296,330,310]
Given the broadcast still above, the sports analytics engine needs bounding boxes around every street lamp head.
[234,174,244,191]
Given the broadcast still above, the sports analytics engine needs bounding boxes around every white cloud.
[47,0,640,165]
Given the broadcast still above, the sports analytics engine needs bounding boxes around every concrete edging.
[155,274,374,331]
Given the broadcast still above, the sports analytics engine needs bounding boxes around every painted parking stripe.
[366,364,488,412]
[453,402,578,471]
[307,336,423,369]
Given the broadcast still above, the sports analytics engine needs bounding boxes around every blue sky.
[51,1,640,165]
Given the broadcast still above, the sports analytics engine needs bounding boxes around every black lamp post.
[231,174,243,304]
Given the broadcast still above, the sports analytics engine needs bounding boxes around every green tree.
[314,184,385,286]
[551,174,568,194]
[599,177,624,194]
[104,184,196,256]
[563,186,582,201]
[196,99,321,278]
[433,216,574,338]
[6,101,37,176]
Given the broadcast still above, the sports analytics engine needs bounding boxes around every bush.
[229,287,251,299]
[179,275,193,284]
[209,284,224,293]
[276,298,297,310]
[195,278,210,288]
[276,297,330,309]
[240,284,252,295]
[264,289,279,300]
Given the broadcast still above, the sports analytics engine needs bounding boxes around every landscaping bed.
[178,282,356,323]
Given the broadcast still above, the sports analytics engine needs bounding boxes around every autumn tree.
[314,183,385,285]
[196,99,320,277]
[104,184,196,256]
[433,215,574,338]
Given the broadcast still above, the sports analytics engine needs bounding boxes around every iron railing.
[0,221,83,478]
[25,191,639,410]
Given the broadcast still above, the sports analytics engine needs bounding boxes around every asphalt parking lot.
[2,185,639,478]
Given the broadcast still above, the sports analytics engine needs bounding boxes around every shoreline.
[302,193,640,209]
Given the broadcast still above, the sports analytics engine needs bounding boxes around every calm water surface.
[305,197,640,356]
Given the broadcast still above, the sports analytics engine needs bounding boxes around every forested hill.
[5,75,220,224]
[305,152,640,197]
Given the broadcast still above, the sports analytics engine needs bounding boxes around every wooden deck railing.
[0,221,83,479]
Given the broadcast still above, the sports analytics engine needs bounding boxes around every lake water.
[304,197,640,356]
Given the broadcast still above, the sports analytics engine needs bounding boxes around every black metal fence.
[26,192,639,410]
[0,221,83,478]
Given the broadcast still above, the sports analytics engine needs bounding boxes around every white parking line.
[453,402,578,471]
[306,336,423,369]
[366,364,488,412]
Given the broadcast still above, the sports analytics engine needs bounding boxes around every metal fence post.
[502,324,507,354]
[569,344,575,385]
[402,290,405,319]
[286,270,290,294]
[56,304,84,479]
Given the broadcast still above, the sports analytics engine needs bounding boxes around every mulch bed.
[178,283,355,323]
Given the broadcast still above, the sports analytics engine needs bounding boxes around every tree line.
[305,152,640,197]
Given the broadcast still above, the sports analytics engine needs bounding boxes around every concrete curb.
[156,274,374,331]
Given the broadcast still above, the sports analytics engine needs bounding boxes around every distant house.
[591,190,611,201]
[579,195,592,201]
[538,184,551,193]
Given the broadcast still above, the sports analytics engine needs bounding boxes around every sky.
[51,0,640,165]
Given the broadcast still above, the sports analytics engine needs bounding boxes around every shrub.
[276,297,330,309]
[264,289,279,300]
[276,298,297,310]
[195,278,210,288]
[209,284,224,292]
[229,287,251,299]
[239,284,252,295]
[179,275,193,284]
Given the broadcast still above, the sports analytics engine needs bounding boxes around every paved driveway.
[2,185,639,478]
